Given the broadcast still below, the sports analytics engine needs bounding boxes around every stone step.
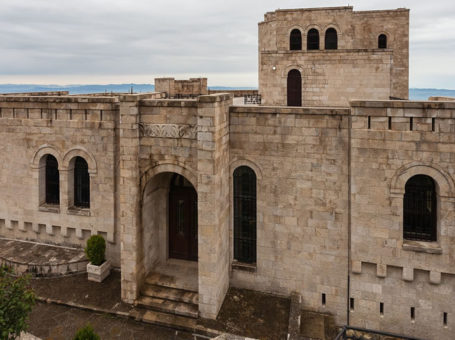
[145,271,198,292]
[135,295,199,318]
[141,283,199,305]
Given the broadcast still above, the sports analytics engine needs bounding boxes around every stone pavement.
[28,302,197,340]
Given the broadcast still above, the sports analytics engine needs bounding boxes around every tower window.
[307,28,320,50]
[325,28,338,50]
[290,29,302,50]
[378,34,387,49]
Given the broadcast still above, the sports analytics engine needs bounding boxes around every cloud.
[0,0,454,88]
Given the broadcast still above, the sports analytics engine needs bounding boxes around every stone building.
[0,6,453,340]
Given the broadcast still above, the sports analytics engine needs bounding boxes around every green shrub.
[0,268,35,340]
[73,324,100,340]
[85,235,106,266]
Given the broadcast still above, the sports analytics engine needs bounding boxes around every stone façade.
[0,6,454,340]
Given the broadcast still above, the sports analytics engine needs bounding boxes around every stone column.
[197,93,232,319]
[118,96,142,303]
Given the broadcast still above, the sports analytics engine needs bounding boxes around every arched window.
[325,28,338,50]
[45,155,60,204]
[74,157,90,208]
[403,175,437,241]
[233,166,257,263]
[290,29,302,50]
[287,69,302,106]
[378,34,387,49]
[307,28,319,50]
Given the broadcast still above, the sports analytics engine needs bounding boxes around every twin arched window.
[378,34,387,49]
[42,154,90,208]
[290,29,302,50]
[233,166,257,263]
[307,28,320,50]
[403,175,437,241]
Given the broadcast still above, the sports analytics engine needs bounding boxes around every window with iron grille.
[378,34,387,49]
[325,28,338,50]
[290,29,302,50]
[403,175,437,241]
[233,166,257,263]
[307,28,320,50]
[74,157,90,208]
[45,155,60,204]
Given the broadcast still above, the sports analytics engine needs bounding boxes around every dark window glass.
[74,157,90,208]
[290,29,302,50]
[234,166,257,263]
[325,28,338,50]
[45,155,59,204]
[403,175,437,241]
[378,34,387,49]
[307,28,319,50]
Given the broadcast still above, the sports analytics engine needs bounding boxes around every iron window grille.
[403,175,437,241]
[233,166,257,264]
[74,157,90,208]
[45,155,60,205]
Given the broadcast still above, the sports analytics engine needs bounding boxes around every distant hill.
[0,84,454,100]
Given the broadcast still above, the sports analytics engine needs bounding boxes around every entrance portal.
[287,69,302,106]
[169,174,198,261]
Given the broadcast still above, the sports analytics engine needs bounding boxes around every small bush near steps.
[73,324,100,340]
[85,235,106,266]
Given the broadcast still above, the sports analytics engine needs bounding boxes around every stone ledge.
[402,240,442,254]
[230,105,350,116]
[231,261,256,273]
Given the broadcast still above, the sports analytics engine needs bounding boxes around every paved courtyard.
[28,302,198,340]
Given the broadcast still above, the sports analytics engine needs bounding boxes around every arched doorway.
[169,174,198,261]
[287,69,302,106]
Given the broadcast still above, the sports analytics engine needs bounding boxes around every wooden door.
[287,69,302,106]
[169,186,198,261]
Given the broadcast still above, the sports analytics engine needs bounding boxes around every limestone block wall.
[155,78,208,98]
[197,94,232,318]
[349,100,455,339]
[259,6,409,106]
[229,105,350,324]
[0,95,120,265]
[259,50,392,107]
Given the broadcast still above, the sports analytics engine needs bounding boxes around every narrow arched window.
[74,157,90,208]
[378,34,387,49]
[307,28,319,50]
[233,166,257,263]
[45,155,60,204]
[290,29,302,50]
[403,175,437,241]
[325,28,338,50]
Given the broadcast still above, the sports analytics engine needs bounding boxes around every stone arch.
[374,31,392,48]
[140,161,198,196]
[62,147,97,174]
[322,23,342,36]
[282,64,304,78]
[303,24,322,35]
[31,144,62,170]
[391,162,455,198]
[230,159,262,180]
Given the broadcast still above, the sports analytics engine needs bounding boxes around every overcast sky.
[0,0,454,88]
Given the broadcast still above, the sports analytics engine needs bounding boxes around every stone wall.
[229,105,350,324]
[155,78,208,98]
[259,7,409,106]
[349,100,455,339]
[0,95,120,265]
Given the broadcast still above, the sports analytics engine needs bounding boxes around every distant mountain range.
[0,84,453,100]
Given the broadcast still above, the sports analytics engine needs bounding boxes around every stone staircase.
[135,272,199,319]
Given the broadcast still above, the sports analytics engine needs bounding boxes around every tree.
[0,267,36,340]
